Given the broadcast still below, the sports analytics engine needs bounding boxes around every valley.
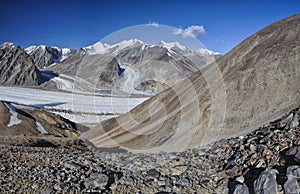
[0,8,299,194]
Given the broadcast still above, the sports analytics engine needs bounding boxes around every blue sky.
[0,0,299,54]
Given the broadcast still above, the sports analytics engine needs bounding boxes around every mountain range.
[0,40,220,94]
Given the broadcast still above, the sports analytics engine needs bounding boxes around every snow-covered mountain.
[157,40,189,52]
[84,39,220,57]
[25,45,75,68]
[47,39,221,94]
[84,39,146,55]
[1,39,221,94]
[24,39,220,70]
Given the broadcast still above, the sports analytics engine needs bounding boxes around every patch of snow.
[25,46,37,54]
[51,46,61,52]
[85,42,110,55]
[196,48,221,55]
[3,102,22,127]
[61,48,72,61]
[35,121,48,134]
[112,39,144,51]
[50,74,96,94]
[52,76,75,92]
[85,39,146,55]
[118,65,140,93]
[52,112,116,123]
[158,41,189,51]
[11,103,35,110]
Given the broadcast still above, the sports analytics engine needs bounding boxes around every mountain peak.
[1,42,15,48]
[85,39,146,55]
[157,40,189,51]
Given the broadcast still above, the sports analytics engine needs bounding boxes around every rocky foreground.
[0,106,300,193]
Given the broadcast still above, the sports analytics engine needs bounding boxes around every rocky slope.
[0,43,44,86]
[49,51,125,90]
[0,103,299,193]
[85,14,300,151]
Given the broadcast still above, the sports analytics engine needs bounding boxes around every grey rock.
[254,168,279,194]
[233,184,250,194]
[84,173,109,189]
[284,174,300,194]
[147,169,160,179]
[287,166,300,178]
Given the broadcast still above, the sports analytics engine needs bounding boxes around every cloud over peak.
[173,25,205,38]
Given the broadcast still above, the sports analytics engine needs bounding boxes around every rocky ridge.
[0,43,45,86]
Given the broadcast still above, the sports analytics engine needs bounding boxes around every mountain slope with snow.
[46,39,220,94]
[25,45,74,68]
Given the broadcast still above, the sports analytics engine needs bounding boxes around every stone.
[147,169,160,179]
[284,174,300,194]
[254,168,279,194]
[289,115,299,129]
[233,184,249,194]
[286,147,300,162]
[83,173,109,189]
[170,165,188,176]
[287,166,300,178]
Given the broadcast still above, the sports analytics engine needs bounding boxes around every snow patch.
[35,121,48,134]
[3,102,22,127]
[61,48,72,61]
[85,42,110,55]
[85,39,146,55]
[196,48,221,55]
[25,46,37,54]
[158,41,189,51]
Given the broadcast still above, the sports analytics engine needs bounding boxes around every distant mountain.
[0,42,45,86]
[85,14,300,151]
[25,45,75,69]
[0,39,220,94]
[48,39,219,94]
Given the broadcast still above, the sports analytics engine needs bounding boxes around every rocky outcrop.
[86,13,300,151]
[50,51,124,89]
[0,101,79,137]
[0,43,44,86]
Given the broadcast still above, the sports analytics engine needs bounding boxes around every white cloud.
[173,25,205,38]
[147,22,159,27]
